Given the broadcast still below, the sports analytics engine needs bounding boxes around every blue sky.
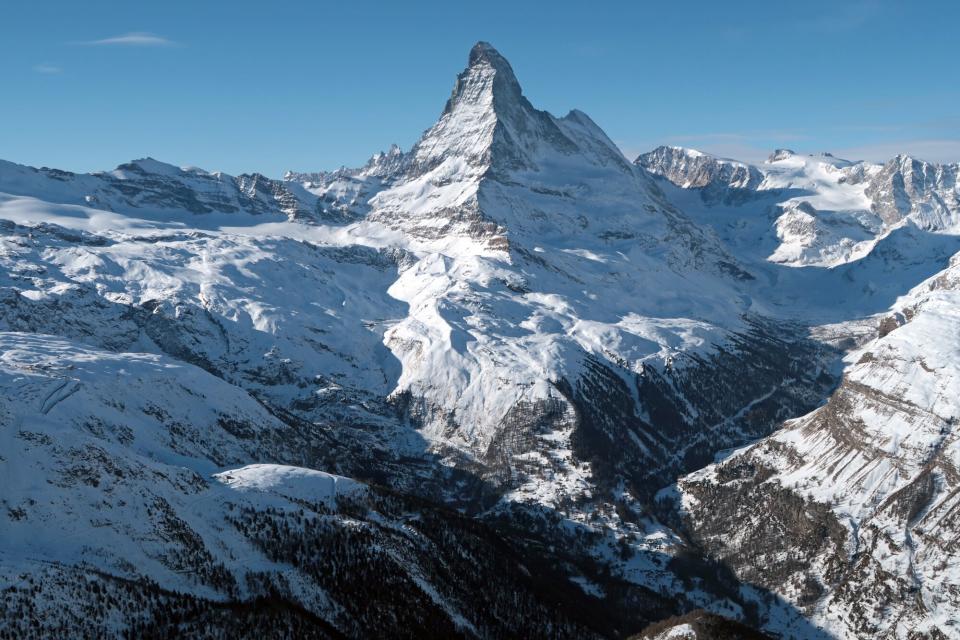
[2,0,958,176]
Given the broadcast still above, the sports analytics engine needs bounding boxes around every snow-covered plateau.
[1,42,959,639]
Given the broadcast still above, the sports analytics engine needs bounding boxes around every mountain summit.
[449,41,524,110]
[409,41,581,178]
[372,42,683,253]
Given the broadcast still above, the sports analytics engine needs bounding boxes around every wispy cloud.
[32,64,62,74]
[76,32,178,47]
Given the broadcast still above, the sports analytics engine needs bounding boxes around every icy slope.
[670,252,960,638]
[0,332,601,638]
[0,209,833,634]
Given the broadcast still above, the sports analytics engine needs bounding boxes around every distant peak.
[638,146,712,162]
[767,148,796,163]
[369,144,402,162]
[885,153,934,172]
[671,146,708,158]
[114,157,185,176]
[361,143,406,177]
[636,145,762,192]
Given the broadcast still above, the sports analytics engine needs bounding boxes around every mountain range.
[1,42,959,639]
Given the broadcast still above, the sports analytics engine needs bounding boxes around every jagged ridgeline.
[1,41,959,639]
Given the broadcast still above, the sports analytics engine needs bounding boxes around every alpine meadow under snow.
[2,42,960,639]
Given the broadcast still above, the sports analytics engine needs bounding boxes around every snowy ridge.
[640,146,960,267]
[213,464,360,504]
[0,157,327,224]
[673,255,960,638]
[0,331,338,590]
[637,146,763,192]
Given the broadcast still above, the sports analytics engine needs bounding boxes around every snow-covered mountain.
[668,253,960,638]
[2,41,960,638]
[0,156,330,223]
[638,146,960,268]
[636,146,763,201]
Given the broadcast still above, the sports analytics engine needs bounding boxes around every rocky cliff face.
[670,254,960,638]
[859,154,960,229]
[637,146,764,204]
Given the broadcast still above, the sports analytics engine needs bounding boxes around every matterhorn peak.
[408,42,580,176]
[468,41,513,73]
[442,41,524,116]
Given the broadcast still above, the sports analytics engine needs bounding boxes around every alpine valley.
[1,42,959,639]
